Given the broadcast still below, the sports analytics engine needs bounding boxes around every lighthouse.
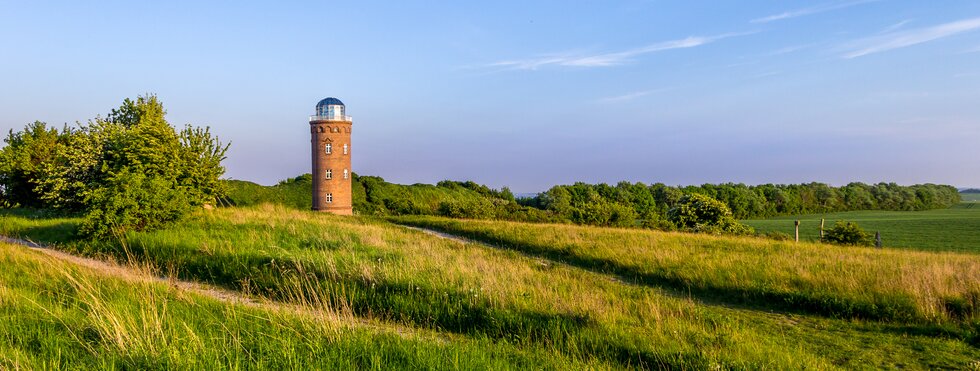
[309,97,353,215]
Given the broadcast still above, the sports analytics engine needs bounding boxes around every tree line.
[518,181,960,227]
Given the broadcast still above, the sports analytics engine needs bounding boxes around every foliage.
[822,221,874,247]
[667,193,754,234]
[0,121,64,208]
[79,168,192,238]
[527,181,961,224]
[0,95,228,237]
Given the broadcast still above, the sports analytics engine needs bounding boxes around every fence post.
[875,231,882,248]
[795,220,800,243]
[820,219,825,239]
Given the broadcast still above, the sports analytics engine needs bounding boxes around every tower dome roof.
[316,97,344,108]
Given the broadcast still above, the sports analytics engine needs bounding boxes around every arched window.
[325,169,332,180]
[326,193,333,203]
[325,143,332,154]
[343,144,348,155]
[343,169,349,179]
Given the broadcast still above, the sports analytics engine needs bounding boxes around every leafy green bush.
[667,193,754,235]
[80,167,191,238]
[821,221,873,246]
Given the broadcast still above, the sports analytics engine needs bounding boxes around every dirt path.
[1,235,256,305]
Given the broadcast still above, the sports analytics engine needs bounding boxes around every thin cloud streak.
[487,32,750,70]
[596,88,670,103]
[841,17,980,58]
[751,0,879,23]
[879,19,912,34]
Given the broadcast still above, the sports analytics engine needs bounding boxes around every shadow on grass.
[0,209,83,245]
[0,218,708,369]
[390,219,979,329]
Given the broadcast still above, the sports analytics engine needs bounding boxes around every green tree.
[0,121,63,208]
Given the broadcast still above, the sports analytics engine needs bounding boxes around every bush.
[80,168,191,238]
[822,221,873,246]
[667,193,754,235]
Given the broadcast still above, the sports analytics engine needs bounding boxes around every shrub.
[667,193,754,235]
[822,221,873,246]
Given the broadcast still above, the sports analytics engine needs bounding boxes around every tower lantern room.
[309,97,353,215]
[315,97,347,121]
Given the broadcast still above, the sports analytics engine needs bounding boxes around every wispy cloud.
[841,17,980,58]
[596,88,670,103]
[487,32,749,70]
[751,0,879,24]
[879,19,912,34]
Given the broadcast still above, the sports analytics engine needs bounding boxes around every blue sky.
[2,1,979,192]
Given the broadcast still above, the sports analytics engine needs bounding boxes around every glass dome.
[315,97,345,119]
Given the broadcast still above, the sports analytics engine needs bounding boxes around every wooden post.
[819,219,825,240]
[875,231,882,248]
[794,220,800,243]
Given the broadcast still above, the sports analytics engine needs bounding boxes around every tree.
[0,121,63,208]
[1,94,229,237]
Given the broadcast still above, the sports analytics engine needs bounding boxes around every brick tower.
[310,97,353,215]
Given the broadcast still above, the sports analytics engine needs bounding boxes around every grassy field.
[962,193,980,202]
[2,206,979,368]
[0,241,570,369]
[742,203,980,253]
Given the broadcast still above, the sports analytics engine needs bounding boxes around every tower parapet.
[310,97,353,215]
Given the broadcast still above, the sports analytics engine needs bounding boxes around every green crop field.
[742,203,980,253]
[2,206,979,369]
[961,193,980,202]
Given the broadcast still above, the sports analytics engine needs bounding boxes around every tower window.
[325,143,332,154]
[325,169,332,180]
[343,144,348,154]
[343,169,349,179]
[326,193,333,203]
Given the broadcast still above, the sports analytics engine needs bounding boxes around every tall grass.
[393,216,980,327]
[2,205,979,368]
[0,241,594,369]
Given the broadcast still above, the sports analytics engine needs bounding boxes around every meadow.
[0,241,580,369]
[742,203,980,253]
[961,193,980,202]
[1,205,978,368]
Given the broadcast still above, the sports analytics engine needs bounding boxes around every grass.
[2,206,980,368]
[0,241,581,369]
[961,193,980,202]
[742,203,980,253]
[392,216,980,326]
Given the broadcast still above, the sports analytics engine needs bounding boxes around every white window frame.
[326,193,333,203]
[325,143,332,154]
[325,169,332,180]
[343,169,349,179]
[343,143,348,155]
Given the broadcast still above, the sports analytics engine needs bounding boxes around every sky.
[2,1,979,192]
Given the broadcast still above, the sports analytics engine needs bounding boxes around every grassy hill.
[0,240,581,369]
[742,203,980,253]
[2,206,978,368]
